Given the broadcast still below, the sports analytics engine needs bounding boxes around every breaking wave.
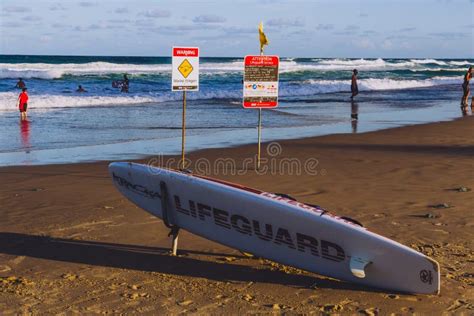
[0,58,470,79]
[0,76,462,110]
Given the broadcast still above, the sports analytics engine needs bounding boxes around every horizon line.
[0,53,473,60]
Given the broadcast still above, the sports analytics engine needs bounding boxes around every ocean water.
[0,55,471,166]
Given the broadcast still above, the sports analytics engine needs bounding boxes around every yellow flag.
[258,22,269,54]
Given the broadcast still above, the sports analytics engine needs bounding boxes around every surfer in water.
[461,66,472,112]
[18,88,29,121]
[76,85,87,93]
[121,74,129,93]
[15,78,26,89]
[350,69,359,99]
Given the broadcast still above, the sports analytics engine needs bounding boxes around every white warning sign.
[172,47,199,91]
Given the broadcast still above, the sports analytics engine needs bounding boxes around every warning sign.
[243,55,279,108]
[172,47,199,91]
[178,59,193,78]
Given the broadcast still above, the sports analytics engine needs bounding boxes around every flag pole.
[256,22,267,171]
[257,107,262,170]
[257,47,263,170]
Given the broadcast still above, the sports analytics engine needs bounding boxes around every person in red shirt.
[18,88,29,121]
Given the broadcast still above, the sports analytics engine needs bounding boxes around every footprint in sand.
[177,299,193,306]
[358,307,379,316]
[319,304,343,313]
[61,273,79,281]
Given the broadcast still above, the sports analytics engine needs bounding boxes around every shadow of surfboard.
[0,232,388,293]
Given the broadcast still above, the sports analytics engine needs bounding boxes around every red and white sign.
[243,55,279,108]
[172,46,199,91]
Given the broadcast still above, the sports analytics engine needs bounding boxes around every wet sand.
[0,116,473,314]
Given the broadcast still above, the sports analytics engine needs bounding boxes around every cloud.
[361,30,378,36]
[385,34,425,40]
[429,32,467,39]
[49,3,67,11]
[40,35,52,43]
[359,13,369,17]
[261,0,285,3]
[353,38,375,49]
[135,19,155,27]
[73,25,87,32]
[345,25,360,31]
[142,24,219,35]
[89,23,121,30]
[1,21,23,28]
[333,31,354,36]
[193,15,226,23]
[399,27,416,32]
[2,6,31,13]
[289,29,311,36]
[381,39,393,50]
[108,19,131,24]
[266,18,304,28]
[223,26,256,35]
[315,24,334,31]
[79,1,97,7]
[140,9,171,18]
[23,15,43,22]
[72,22,121,32]
[52,23,67,28]
[115,7,129,14]
[88,23,105,30]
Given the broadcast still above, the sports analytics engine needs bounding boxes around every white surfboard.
[109,162,440,294]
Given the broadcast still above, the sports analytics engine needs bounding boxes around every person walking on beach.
[461,66,472,111]
[121,74,129,93]
[351,69,359,99]
[17,88,29,121]
[15,78,26,89]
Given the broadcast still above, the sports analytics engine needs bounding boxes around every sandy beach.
[0,116,473,314]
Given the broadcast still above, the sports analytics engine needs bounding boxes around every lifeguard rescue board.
[109,162,440,294]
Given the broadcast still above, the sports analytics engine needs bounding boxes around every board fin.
[350,257,371,278]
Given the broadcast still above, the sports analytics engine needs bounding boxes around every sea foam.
[0,58,467,79]
[0,76,462,110]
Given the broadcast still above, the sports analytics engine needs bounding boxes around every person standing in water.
[461,66,472,111]
[121,74,129,93]
[18,88,29,121]
[15,78,26,89]
[351,69,359,99]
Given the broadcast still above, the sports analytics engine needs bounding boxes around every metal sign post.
[181,91,186,170]
[242,55,279,170]
[172,46,199,170]
[170,46,199,255]
[257,108,262,169]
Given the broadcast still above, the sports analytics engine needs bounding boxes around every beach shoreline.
[0,100,465,167]
[1,55,470,167]
[0,116,473,314]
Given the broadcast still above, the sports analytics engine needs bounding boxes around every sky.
[0,0,473,58]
